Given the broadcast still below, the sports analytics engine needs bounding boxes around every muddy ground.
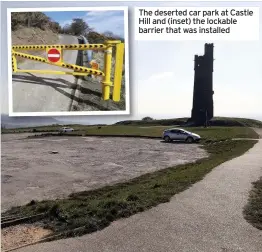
[1,134,208,211]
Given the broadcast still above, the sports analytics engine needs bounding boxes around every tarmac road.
[12,35,79,113]
[15,130,262,252]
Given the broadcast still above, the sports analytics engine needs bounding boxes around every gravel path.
[15,129,262,252]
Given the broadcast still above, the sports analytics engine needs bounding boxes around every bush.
[11,12,62,32]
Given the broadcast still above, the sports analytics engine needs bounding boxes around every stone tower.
[190,43,214,126]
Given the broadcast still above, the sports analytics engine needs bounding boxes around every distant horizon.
[1,112,262,125]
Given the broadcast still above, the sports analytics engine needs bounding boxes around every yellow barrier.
[12,44,107,50]
[11,40,125,102]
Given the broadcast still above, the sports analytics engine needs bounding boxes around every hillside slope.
[1,114,59,129]
[12,27,60,63]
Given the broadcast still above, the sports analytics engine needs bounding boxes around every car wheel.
[186,137,194,143]
[164,136,171,142]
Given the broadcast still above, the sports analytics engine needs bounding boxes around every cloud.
[60,19,73,27]
[85,11,125,37]
[58,11,125,38]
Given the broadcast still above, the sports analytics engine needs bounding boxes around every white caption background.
[135,7,259,41]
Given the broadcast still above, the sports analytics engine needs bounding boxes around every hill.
[11,12,61,62]
[1,114,60,129]
[114,117,262,128]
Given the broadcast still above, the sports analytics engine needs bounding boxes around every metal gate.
[12,40,125,102]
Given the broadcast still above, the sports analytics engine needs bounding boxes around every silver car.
[162,128,201,143]
[59,127,74,133]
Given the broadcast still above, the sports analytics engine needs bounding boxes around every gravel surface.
[1,134,207,211]
[1,224,52,251]
[13,129,262,252]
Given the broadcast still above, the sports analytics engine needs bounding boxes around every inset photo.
[7,7,129,116]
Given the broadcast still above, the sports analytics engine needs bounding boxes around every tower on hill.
[190,43,214,126]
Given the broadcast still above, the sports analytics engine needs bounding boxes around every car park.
[162,128,201,143]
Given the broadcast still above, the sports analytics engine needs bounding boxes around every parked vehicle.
[59,127,74,133]
[162,128,201,143]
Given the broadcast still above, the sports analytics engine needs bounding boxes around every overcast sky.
[1,1,262,124]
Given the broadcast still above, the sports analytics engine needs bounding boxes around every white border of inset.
[3,0,262,2]
[7,7,130,116]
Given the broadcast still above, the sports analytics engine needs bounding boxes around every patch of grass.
[66,126,258,142]
[25,126,258,144]
[4,127,258,240]
[243,177,262,230]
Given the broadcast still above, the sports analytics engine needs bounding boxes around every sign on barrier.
[47,48,61,63]
[11,40,125,102]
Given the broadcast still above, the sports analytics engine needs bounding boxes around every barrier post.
[12,52,17,72]
[102,41,113,100]
[113,43,124,102]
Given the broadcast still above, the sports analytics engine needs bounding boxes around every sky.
[1,1,262,124]
[43,10,125,37]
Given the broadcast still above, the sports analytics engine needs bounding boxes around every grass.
[212,117,262,128]
[2,117,262,134]
[24,126,258,144]
[3,126,259,240]
[243,177,262,230]
[114,117,262,128]
[70,125,258,141]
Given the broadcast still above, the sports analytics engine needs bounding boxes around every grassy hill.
[115,117,262,128]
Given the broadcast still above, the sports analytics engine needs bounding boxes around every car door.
[177,130,188,140]
[169,130,180,140]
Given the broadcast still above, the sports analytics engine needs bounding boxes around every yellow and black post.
[12,50,17,73]
[113,42,125,102]
[102,40,123,100]
[102,41,113,100]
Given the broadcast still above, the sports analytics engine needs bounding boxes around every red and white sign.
[47,48,61,63]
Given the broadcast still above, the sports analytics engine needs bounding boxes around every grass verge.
[243,177,262,230]
[3,127,258,241]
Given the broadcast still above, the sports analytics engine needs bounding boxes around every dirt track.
[1,134,207,211]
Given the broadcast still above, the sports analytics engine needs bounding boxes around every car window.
[170,130,178,133]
